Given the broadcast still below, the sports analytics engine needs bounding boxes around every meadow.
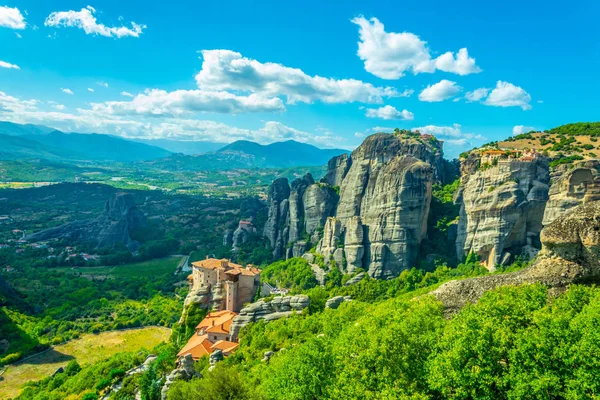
[53,256,185,280]
[0,326,171,399]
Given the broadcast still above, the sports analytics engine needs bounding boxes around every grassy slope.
[0,326,171,399]
[498,132,600,158]
[53,256,184,279]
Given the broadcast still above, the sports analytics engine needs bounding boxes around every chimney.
[221,259,228,268]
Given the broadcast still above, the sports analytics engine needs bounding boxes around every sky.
[1,0,599,158]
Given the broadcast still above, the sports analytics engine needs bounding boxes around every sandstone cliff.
[455,151,550,269]
[262,174,338,259]
[434,200,600,313]
[316,133,442,278]
[542,160,600,225]
[25,192,146,251]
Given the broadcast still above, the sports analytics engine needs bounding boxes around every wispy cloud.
[45,6,145,38]
[0,60,20,70]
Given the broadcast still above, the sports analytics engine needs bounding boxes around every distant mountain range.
[132,138,224,155]
[143,140,349,171]
[0,121,349,169]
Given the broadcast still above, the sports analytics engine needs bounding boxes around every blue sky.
[0,0,599,158]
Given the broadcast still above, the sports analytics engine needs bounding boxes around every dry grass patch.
[0,326,170,399]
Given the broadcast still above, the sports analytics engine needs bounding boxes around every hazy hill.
[0,121,172,162]
[143,140,349,171]
[0,121,54,137]
[0,134,84,160]
[219,140,348,166]
[26,131,171,162]
[132,138,225,155]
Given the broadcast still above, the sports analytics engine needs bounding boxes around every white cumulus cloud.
[0,60,20,70]
[512,125,536,135]
[418,80,462,102]
[87,88,94,92]
[195,49,399,104]
[89,88,285,116]
[97,81,108,87]
[45,6,146,38]
[0,6,25,29]
[483,81,532,110]
[61,88,74,95]
[351,16,481,79]
[0,89,343,148]
[120,91,135,98]
[365,105,414,120]
[465,87,490,102]
[434,48,482,76]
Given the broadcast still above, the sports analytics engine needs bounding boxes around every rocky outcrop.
[262,173,338,259]
[325,295,352,309]
[433,201,600,314]
[25,193,146,251]
[179,287,211,324]
[263,178,291,259]
[543,160,600,225]
[344,272,366,286]
[322,153,351,187]
[232,221,256,249]
[288,174,314,245]
[161,354,199,400]
[303,184,337,241]
[455,154,550,269]
[316,133,439,278]
[229,295,310,339]
[223,229,234,247]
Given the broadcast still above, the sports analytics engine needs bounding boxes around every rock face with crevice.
[455,153,550,269]
[25,192,146,251]
[262,174,338,259]
[316,133,442,278]
[263,178,291,259]
[433,201,600,314]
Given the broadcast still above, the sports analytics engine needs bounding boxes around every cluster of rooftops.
[177,310,239,360]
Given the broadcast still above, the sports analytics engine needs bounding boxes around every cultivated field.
[0,326,171,399]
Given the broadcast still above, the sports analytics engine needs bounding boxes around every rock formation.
[288,173,314,245]
[316,133,440,278]
[263,178,291,259]
[232,221,257,250]
[455,152,550,269]
[161,354,199,400]
[262,174,338,259]
[543,160,600,225]
[325,295,352,309]
[433,201,600,314]
[223,229,234,247]
[322,153,351,187]
[229,295,310,339]
[257,132,447,278]
[25,193,146,251]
